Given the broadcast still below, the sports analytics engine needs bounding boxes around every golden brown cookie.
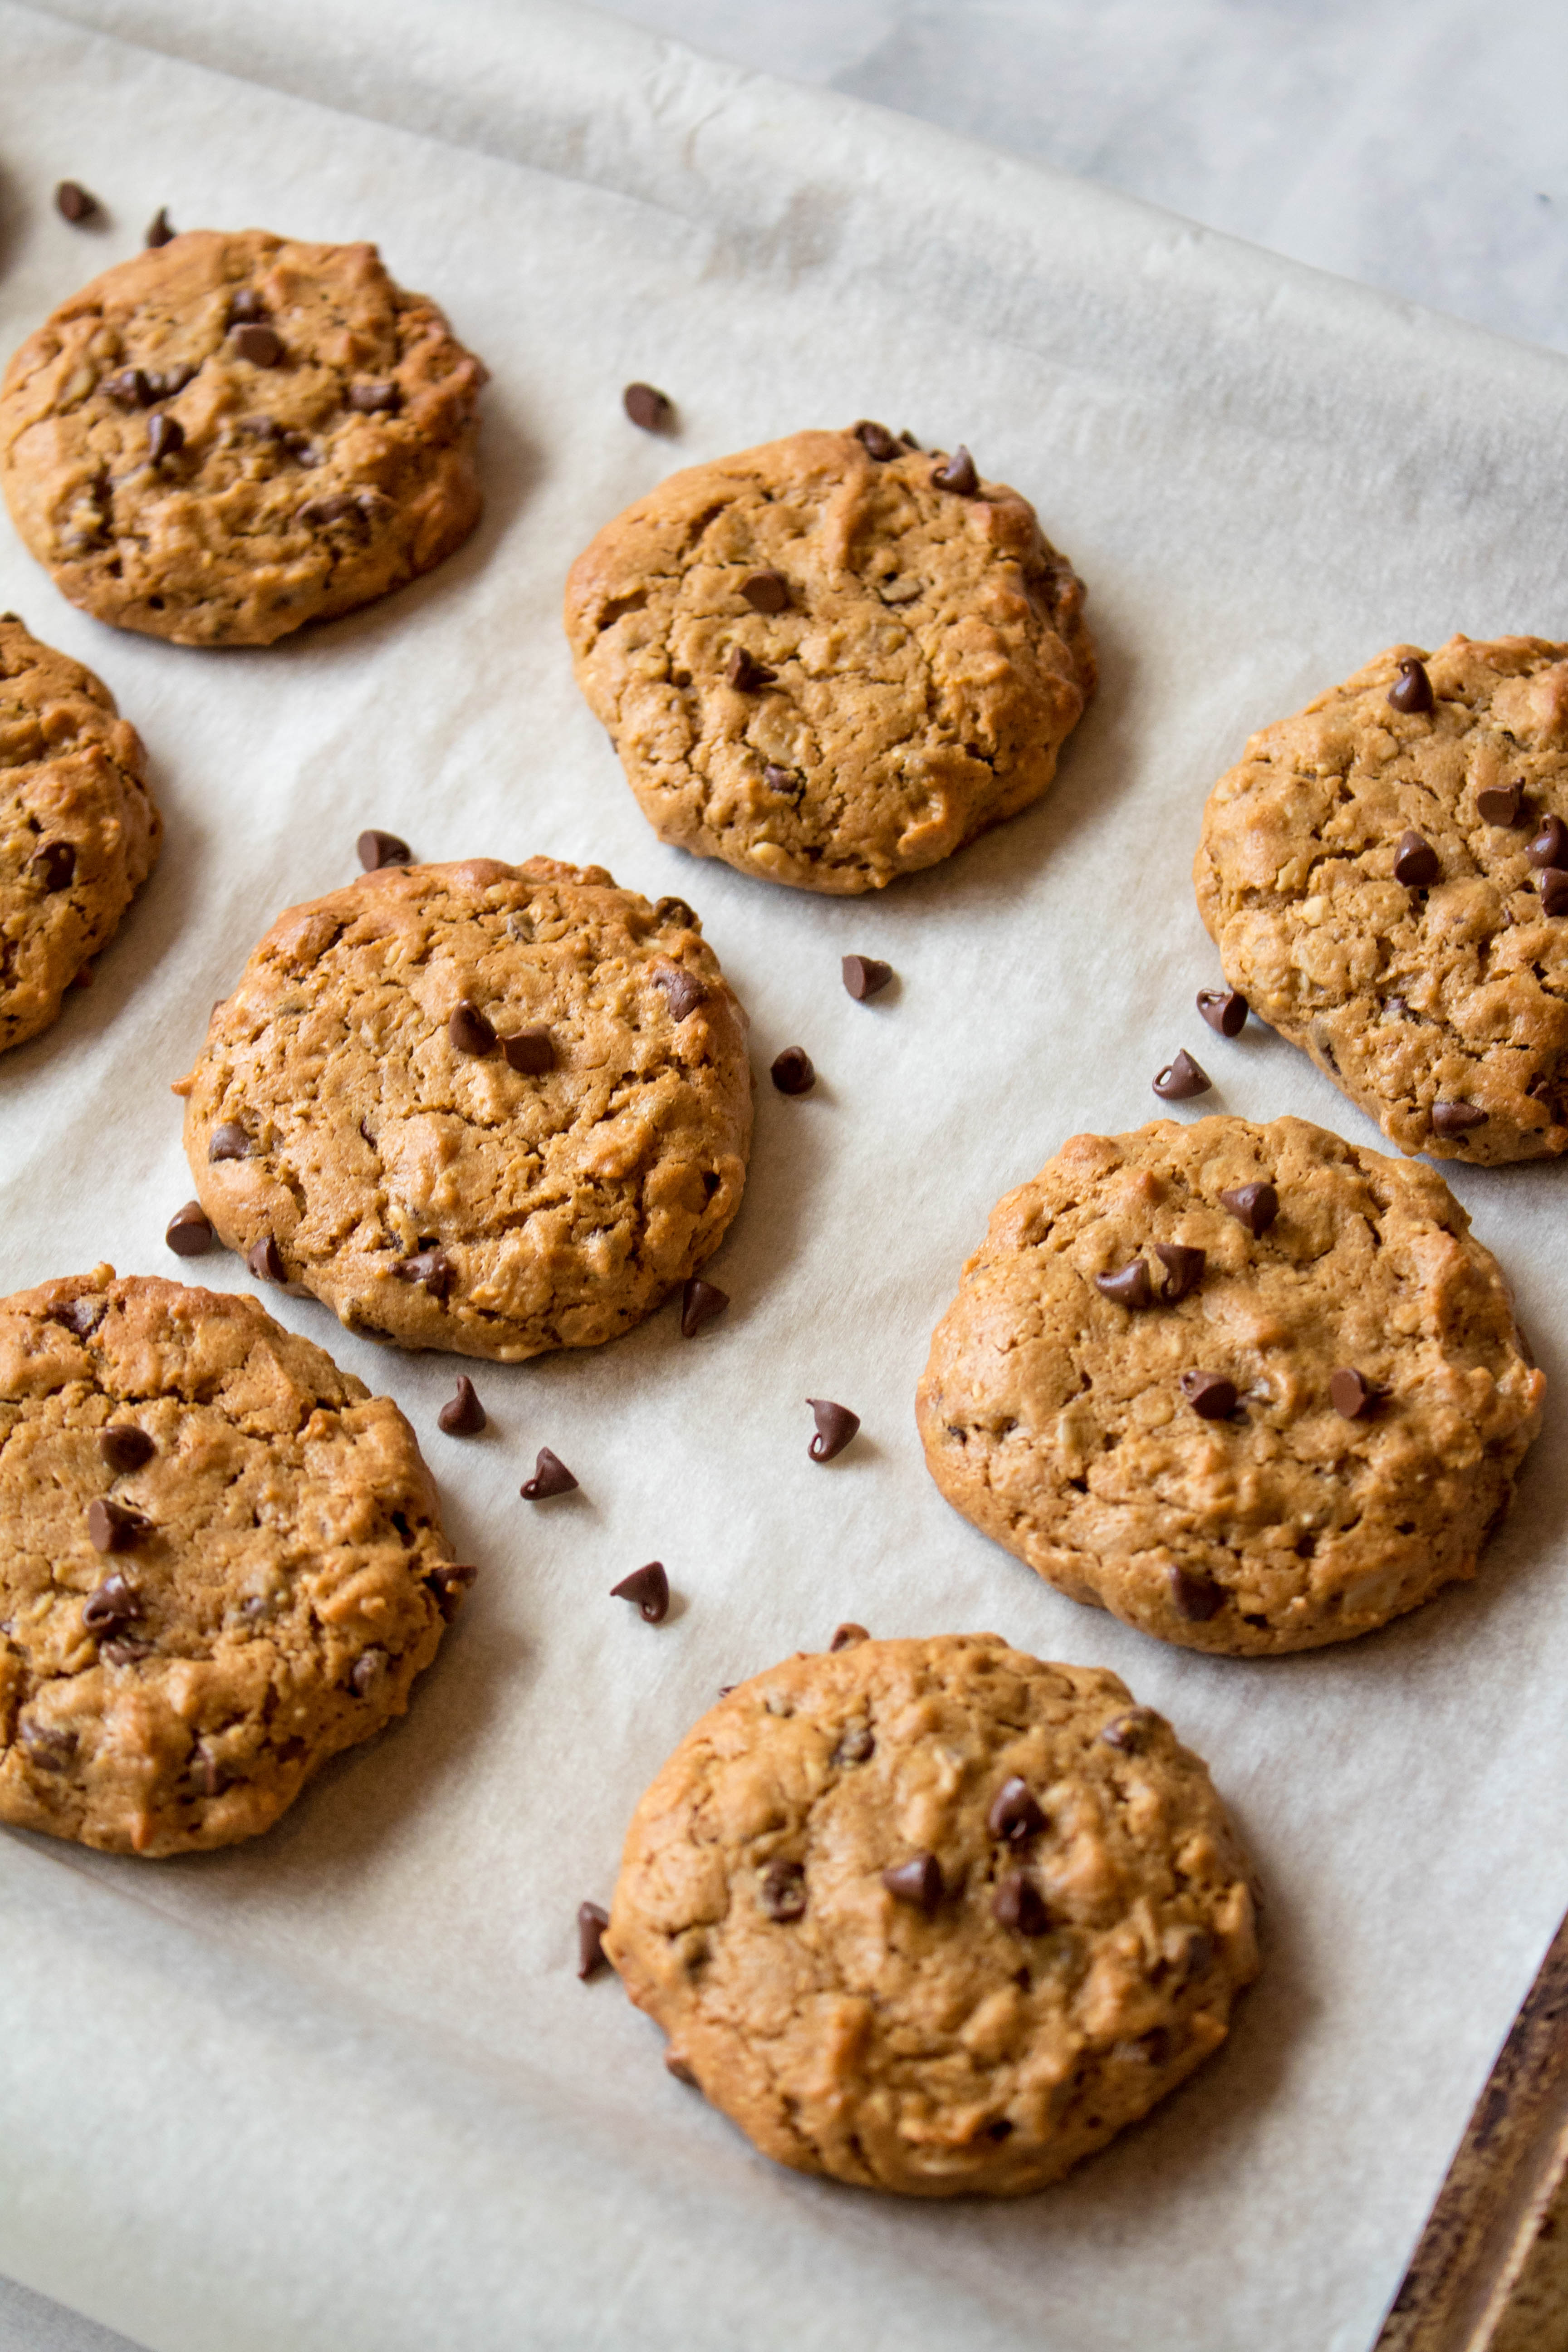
[0,614,159,1052]
[0,1267,469,1857]
[916,1117,1544,1656]
[175,858,752,1359]
[604,1632,1259,2196]
[564,423,1094,894]
[0,229,486,647]
[1196,636,1568,1163]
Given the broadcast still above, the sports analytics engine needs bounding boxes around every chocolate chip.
[1477,781,1526,826]
[1388,657,1434,714]
[347,380,402,414]
[807,1399,860,1461]
[829,1623,869,1651]
[771,1046,815,1095]
[348,1647,388,1698]
[104,366,156,407]
[1100,1708,1159,1752]
[760,1859,806,1921]
[882,1852,943,1912]
[623,382,673,431]
[20,1720,77,1770]
[1181,1371,1237,1421]
[1197,987,1248,1037]
[1220,1181,1278,1237]
[449,999,497,1057]
[761,763,797,796]
[99,1637,152,1666]
[611,1561,668,1622]
[725,646,774,691]
[426,1562,477,1618]
[1539,868,1568,916]
[358,828,411,870]
[681,1276,729,1337]
[99,1426,154,1474]
[654,895,697,930]
[396,1246,456,1299]
[842,954,892,1000]
[227,289,266,323]
[438,1375,485,1436]
[56,1297,105,1337]
[931,444,978,495]
[152,363,197,398]
[1529,816,1568,869]
[654,966,708,1021]
[852,420,900,461]
[522,1446,578,1500]
[741,568,790,613]
[833,1724,875,1763]
[1329,1367,1377,1420]
[30,840,75,892]
[231,322,282,367]
[1169,1565,1225,1621]
[1431,1101,1489,1137]
[988,1776,1045,1843]
[147,411,184,464]
[207,1122,249,1162]
[503,1027,555,1075]
[301,494,367,527]
[577,1901,611,1979]
[1153,1242,1205,1301]
[165,1200,215,1256]
[247,1234,285,1284]
[992,1873,1049,1935]
[1152,1048,1211,1101]
[1095,1259,1154,1309]
[665,2052,697,2086]
[85,1506,149,1563]
[1393,830,1441,887]
[55,181,98,222]
[145,206,174,248]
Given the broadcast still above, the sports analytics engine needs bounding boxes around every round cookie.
[1196,636,1568,1164]
[0,614,160,1053]
[564,424,1094,894]
[0,229,486,647]
[0,1266,470,1857]
[916,1116,1544,1656]
[604,1632,1259,2196]
[176,858,752,1360]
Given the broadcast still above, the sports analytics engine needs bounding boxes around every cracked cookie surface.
[0,229,486,647]
[916,1117,1544,1656]
[1196,636,1568,1163]
[0,614,160,1053]
[605,1632,1258,2196]
[176,858,753,1360]
[564,426,1094,894]
[0,1267,463,1856]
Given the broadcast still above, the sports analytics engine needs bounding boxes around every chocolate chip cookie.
[604,1632,1259,2195]
[0,229,486,647]
[0,614,160,1052]
[1196,636,1568,1163]
[564,424,1094,894]
[0,1267,469,1856]
[916,1116,1544,1656]
[175,859,752,1359]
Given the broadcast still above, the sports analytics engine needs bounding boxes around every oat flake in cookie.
[604,1633,1258,2195]
[1196,637,1568,1163]
[175,859,752,1360]
[0,615,160,1052]
[916,1117,1544,1656]
[0,229,486,647]
[0,1269,467,1857]
[564,426,1095,894]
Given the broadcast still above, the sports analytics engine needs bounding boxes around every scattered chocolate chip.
[725,646,774,691]
[55,180,98,223]
[988,1776,1045,1843]
[1528,815,1568,869]
[611,1561,668,1622]
[654,895,697,930]
[1152,1048,1212,1101]
[145,206,174,248]
[829,1623,869,1651]
[931,444,978,495]
[681,1276,729,1337]
[230,322,282,367]
[852,419,900,461]
[56,1297,105,1338]
[1329,1367,1377,1420]
[807,1398,860,1462]
[1169,1565,1225,1622]
[1197,987,1248,1037]
[1220,1181,1278,1237]
[396,1246,456,1299]
[577,1901,611,1979]
[1388,657,1434,714]
[426,1562,477,1618]
[654,966,708,1021]
[992,1873,1049,1935]
[247,1234,285,1284]
[1477,781,1526,826]
[522,1446,578,1500]
[103,366,156,407]
[623,382,673,432]
[883,1852,943,1912]
[347,379,402,413]
[358,828,411,870]
[834,1723,875,1764]
[1101,1708,1159,1752]
[85,1506,149,1564]
[503,1027,555,1075]
[842,953,892,1000]
[147,411,184,464]
[1431,1101,1489,1137]
[1539,868,1568,916]
[1393,829,1441,887]
[165,1200,215,1256]
[207,1122,249,1162]
[1095,1259,1154,1309]
[99,1426,154,1475]
[30,839,75,892]
[760,1858,806,1921]
[349,1648,388,1698]
[449,999,497,1057]
[1153,1242,1205,1301]
[438,1376,485,1437]
[771,1046,815,1095]
[20,1719,77,1770]
[1181,1371,1238,1421]
[741,568,790,613]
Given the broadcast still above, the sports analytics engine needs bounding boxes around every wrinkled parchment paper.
[4,5,1568,2346]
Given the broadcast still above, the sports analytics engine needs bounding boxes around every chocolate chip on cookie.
[358,828,411,870]
[882,1852,943,1911]
[741,568,790,613]
[1387,657,1435,714]
[502,1026,554,1075]
[1393,830,1441,887]
[448,999,497,1057]
[1220,1181,1278,1236]
[930,444,979,495]
[99,1426,155,1473]
[1181,1371,1238,1421]
[1095,1260,1154,1309]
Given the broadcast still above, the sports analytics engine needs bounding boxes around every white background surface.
[2,2,1565,2348]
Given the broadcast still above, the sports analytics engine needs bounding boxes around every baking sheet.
[3,4,1568,2347]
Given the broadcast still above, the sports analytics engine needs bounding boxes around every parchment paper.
[3,5,1568,2347]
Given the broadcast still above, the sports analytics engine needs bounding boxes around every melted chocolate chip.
[1539,867,1568,916]
[503,1027,555,1075]
[145,206,174,248]
[55,181,98,222]
[1196,987,1248,1037]
[56,1297,105,1338]
[347,380,402,413]
[665,2052,697,2086]
[681,1276,728,1338]
[396,1246,456,1299]
[1095,1259,1154,1309]
[426,1562,477,1618]
[1100,1708,1159,1752]
[988,1776,1045,1843]
[165,1200,215,1257]
[829,1623,869,1651]
[1181,1371,1238,1421]
[438,1375,485,1436]
[577,1901,612,1979]
[883,1852,943,1912]
[851,420,900,461]
[725,646,775,691]
[231,322,282,367]
[99,1637,152,1666]
[358,828,411,870]
[842,954,893,1000]
[1431,1101,1489,1137]
[992,1873,1049,1935]
[1153,1242,1205,1301]
[449,1000,497,1058]
[349,1648,388,1698]
[807,1399,860,1461]
[1329,1367,1377,1420]
[85,1507,149,1565]
[20,1719,77,1770]
[771,1046,815,1095]
[654,966,708,1021]
[1220,1181,1278,1237]
[227,290,267,324]
[833,1724,875,1764]
[761,762,797,796]
[1388,657,1434,714]
[1529,816,1568,869]
[1169,1565,1225,1622]
[611,1561,669,1622]
[247,1234,285,1284]
[99,1426,155,1475]
[522,1447,578,1500]
[623,382,673,431]
[654,895,697,930]
[1393,830,1441,887]
[760,1858,806,1920]
[741,568,790,613]
[207,1122,249,1162]
[104,366,156,407]
[1152,1048,1212,1101]
[1476,781,1526,826]
[931,444,979,495]
[301,493,367,527]
[30,840,75,892]
[147,411,184,464]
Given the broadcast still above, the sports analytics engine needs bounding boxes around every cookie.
[564,424,1094,894]
[0,229,486,647]
[604,1632,1258,2196]
[1195,636,1568,1163]
[0,1266,469,1856]
[0,614,160,1053]
[916,1116,1543,1656]
[175,858,752,1359]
